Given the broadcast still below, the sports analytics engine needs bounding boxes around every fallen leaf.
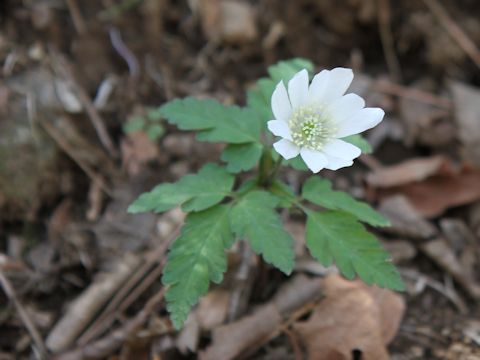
[421,238,480,299]
[450,81,480,167]
[200,275,322,360]
[194,0,257,44]
[373,167,480,218]
[121,131,159,177]
[196,290,230,330]
[382,240,417,263]
[378,195,437,240]
[366,155,452,188]
[293,274,405,360]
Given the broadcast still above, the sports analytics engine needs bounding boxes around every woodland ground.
[1,0,480,359]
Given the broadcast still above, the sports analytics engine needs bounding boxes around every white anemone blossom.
[268,68,384,173]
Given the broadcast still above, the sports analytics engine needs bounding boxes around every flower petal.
[300,148,328,173]
[288,69,309,109]
[307,69,330,104]
[271,81,292,122]
[321,67,354,105]
[327,93,365,124]
[267,120,292,140]
[336,107,385,138]
[273,139,300,160]
[324,155,354,170]
[323,139,361,160]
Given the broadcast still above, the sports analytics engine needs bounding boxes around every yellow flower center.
[288,106,336,150]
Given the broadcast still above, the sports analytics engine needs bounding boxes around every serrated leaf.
[342,134,373,154]
[160,97,261,144]
[247,58,313,124]
[163,205,234,328]
[305,210,404,291]
[221,142,263,173]
[302,177,389,227]
[127,163,234,214]
[246,78,275,122]
[267,58,314,83]
[230,191,295,274]
[269,180,297,208]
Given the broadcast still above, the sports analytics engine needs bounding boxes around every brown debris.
[293,274,405,360]
[366,155,452,188]
[420,238,480,299]
[121,131,159,177]
[194,0,257,44]
[378,195,437,240]
[200,275,322,360]
[46,254,142,352]
[451,81,480,167]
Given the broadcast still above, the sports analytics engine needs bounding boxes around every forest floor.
[1,0,480,359]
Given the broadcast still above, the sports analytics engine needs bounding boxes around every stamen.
[288,105,336,150]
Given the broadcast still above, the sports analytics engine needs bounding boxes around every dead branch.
[422,0,480,69]
[46,254,142,353]
[0,269,48,359]
[49,49,118,157]
[53,289,165,360]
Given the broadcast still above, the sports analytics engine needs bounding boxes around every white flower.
[268,68,384,173]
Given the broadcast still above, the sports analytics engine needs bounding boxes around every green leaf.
[302,177,389,227]
[246,78,275,122]
[221,142,263,173]
[127,163,234,214]
[305,210,404,291]
[268,58,314,83]
[163,205,234,328]
[269,180,297,208]
[160,97,261,144]
[342,134,373,154]
[247,58,314,124]
[146,123,165,141]
[230,191,295,274]
[123,116,146,133]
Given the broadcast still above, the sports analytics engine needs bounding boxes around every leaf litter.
[2,0,480,359]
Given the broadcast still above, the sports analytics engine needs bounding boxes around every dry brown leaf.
[421,238,480,299]
[194,0,257,44]
[370,161,480,218]
[378,195,437,240]
[451,81,480,167]
[196,290,230,330]
[121,131,159,177]
[200,275,322,360]
[366,155,452,188]
[293,274,405,360]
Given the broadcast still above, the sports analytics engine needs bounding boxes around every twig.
[54,289,165,360]
[281,327,304,360]
[227,242,256,321]
[49,49,118,158]
[422,0,480,69]
[46,255,142,353]
[77,229,178,345]
[40,120,113,197]
[373,79,453,109]
[401,269,467,313]
[109,27,140,80]
[377,0,402,81]
[0,269,48,359]
[66,0,87,35]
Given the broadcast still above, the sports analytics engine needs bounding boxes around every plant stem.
[269,157,283,181]
[258,148,274,186]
